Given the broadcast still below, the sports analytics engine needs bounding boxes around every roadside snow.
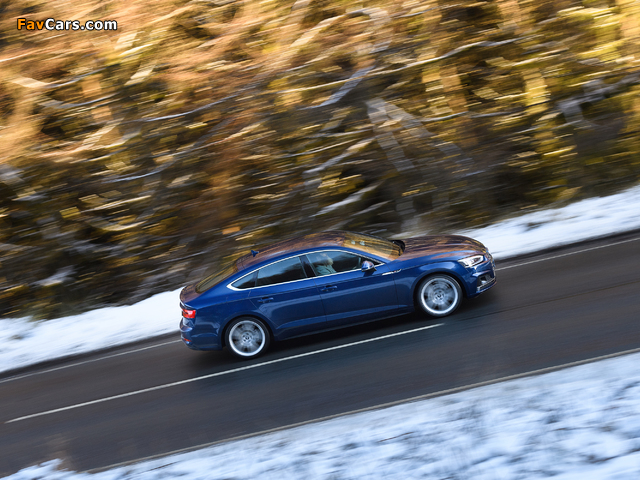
[1,184,640,375]
[0,289,181,375]
[7,350,640,479]
[461,183,640,259]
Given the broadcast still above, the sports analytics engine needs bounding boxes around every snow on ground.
[0,289,181,376]
[460,183,640,259]
[8,351,640,479]
[1,184,640,375]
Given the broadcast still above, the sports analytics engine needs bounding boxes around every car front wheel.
[417,274,462,317]
[225,317,270,359]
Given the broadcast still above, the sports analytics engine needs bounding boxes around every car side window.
[256,257,307,287]
[300,255,316,278]
[231,271,256,289]
[307,251,378,276]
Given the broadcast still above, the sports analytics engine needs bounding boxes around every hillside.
[1,0,640,319]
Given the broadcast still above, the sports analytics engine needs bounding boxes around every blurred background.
[1,0,639,320]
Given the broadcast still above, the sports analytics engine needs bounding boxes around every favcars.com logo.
[17,18,117,31]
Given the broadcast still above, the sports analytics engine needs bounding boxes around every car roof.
[236,231,353,271]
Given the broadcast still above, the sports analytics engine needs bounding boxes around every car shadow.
[187,290,499,370]
[187,312,438,370]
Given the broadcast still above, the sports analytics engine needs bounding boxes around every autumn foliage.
[1,0,640,319]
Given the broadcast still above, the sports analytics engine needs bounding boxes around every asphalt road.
[1,232,639,475]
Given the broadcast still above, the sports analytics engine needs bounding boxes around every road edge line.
[86,344,640,474]
[6,323,444,424]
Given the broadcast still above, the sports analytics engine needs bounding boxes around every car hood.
[398,234,487,261]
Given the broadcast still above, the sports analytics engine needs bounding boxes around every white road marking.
[89,343,640,473]
[6,323,443,424]
[495,236,640,271]
[0,339,182,385]
[3,236,638,384]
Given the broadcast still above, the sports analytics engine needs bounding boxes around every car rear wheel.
[417,274,462,317]
[226,317,270,359]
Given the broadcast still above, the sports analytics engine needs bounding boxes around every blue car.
[180,231,496,358]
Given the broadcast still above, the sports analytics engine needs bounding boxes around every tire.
[225,317,271,359]
[416,274,462,317]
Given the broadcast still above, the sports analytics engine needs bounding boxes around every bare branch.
[315,180,384,216]
[131,94,238,123]
[304,138,374,177]
[278,38,522,96]
[366,98,415,172]
[304,66,375,109]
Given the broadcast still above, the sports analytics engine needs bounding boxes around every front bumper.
[476,272,496,292]
[465,254,496,296]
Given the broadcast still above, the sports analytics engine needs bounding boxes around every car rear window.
[342,232,402,260]
[196,263,238,293]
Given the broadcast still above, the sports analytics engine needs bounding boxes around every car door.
[248,256,326,340]
[306,250,399,327]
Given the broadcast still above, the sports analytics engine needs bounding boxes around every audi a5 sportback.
[180,231,496,358]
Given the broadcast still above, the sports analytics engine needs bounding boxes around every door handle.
[320,285,338,293]
[257,297,273,303]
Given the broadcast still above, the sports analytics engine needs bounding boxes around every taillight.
[182,307,196,319]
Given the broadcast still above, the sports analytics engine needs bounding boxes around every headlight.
[458,255,485,268]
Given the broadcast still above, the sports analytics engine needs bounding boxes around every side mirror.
[361,260,376,272]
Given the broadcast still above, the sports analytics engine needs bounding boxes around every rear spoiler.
[392,239,406,252]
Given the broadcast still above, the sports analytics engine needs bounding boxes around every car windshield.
[195,263,238,293]
[342,232,402,261]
